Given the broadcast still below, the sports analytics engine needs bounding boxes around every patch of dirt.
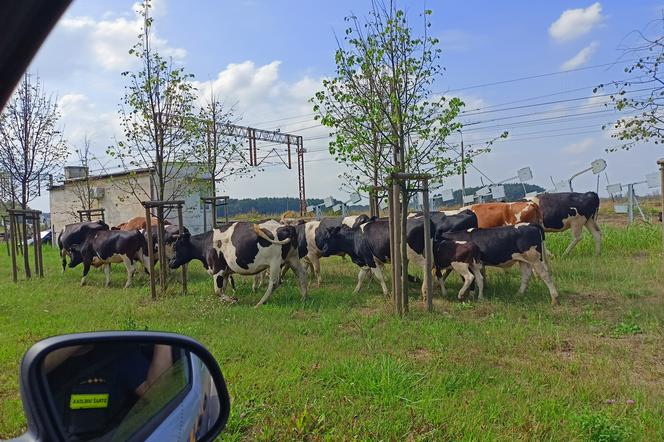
[289,310,319,321]
[407,347,433,363]
[630,250,649,261]
[357,303,387,317]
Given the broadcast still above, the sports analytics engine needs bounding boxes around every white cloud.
[438,29,481,52]
[191,61,345,197]
[59,1,185,71]
[561,41,599,70]
[57,93,122,161]
[563,137,595,155]
[549,2,603,42]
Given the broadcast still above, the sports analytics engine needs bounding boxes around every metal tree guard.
[78,208,105,223]
[201,196,230,231]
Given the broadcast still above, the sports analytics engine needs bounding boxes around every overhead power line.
[442,59,637,93]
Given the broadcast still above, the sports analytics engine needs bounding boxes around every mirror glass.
[41,342,221,441]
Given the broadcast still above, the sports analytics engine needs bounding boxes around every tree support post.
[392,172,433,314]
[144,206,157,300]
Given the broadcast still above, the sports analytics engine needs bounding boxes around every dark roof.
[49,167,154,190]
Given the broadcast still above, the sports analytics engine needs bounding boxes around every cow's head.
[319,226,343,257]
[351,214,371,228]
[169,232,192,269]
[68,245,84,268]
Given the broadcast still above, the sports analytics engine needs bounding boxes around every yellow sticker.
[69,393,109,409]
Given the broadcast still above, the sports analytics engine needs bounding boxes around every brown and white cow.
[68,230,150,288]
[462,201,542,228]
[113,216,171,231]
[169,221,307,307]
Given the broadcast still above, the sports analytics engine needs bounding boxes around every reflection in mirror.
[41,342,221,441]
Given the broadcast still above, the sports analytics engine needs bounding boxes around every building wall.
[49,172,207,234]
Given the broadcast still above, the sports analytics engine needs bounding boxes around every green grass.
[1,224,663,441]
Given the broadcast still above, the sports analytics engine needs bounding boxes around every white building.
[49,165,210,234]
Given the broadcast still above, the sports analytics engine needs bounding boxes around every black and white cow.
[318,218,391,295]
[57,220,109,271]
[526,191,601,256]
[302,214,371,285]
[405,217,483,300]
[68,230,150,288]
[146,224,189,261]
[169,221,307,307]
[438,223,559,304]
[407,209,478,237]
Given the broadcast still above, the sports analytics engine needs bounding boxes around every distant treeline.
[217,184,546,217]
[218,197,326,217]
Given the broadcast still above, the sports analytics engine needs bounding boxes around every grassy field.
[0,224,663,441]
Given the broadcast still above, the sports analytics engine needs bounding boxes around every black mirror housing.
[18,331,230,442]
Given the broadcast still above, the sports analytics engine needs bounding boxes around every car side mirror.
[16,331,230,442]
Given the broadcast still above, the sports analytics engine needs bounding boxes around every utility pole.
[460,129,466,198]
[658,158,664,266]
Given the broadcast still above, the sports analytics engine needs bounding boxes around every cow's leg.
[218,273,236,302]
[252,272,262,293]
[309,254,322,286]
[137,251,151,275]
[353,267,371,294]
[530,259,559,305]
[471,262,485,300]
[438,268,450,297]
[586,218,601,256]
[60,249,67,273]
[103,263,112,288]
[370,264,389,296]
[80,261,91,286]
[563,219,584,256]
[451,261,474,300]
[279,262,290,281]
[518,261,533,295]
[289,257,308,301]
[302,256,314,280]
[213,271,225,297]
[255,262,282,307]
[122,255,135,288]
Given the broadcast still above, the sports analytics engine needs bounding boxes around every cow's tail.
[136,231,151,273]
[253,224,291,245]
[58,229,67,272]
[536,223,550,267]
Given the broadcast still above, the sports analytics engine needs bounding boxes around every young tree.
[68,135,95,216]
[312,2,476,193]
[597,17,664,150]
[0,73,68,209]
[195,89,251,198]
[107,0,199,204]
[312,1,503,313]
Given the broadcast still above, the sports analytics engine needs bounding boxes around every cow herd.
[57,191,601,307]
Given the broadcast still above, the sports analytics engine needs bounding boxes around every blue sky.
[26,0,664,211]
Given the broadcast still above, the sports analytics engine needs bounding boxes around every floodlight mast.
[568,159,606,192]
